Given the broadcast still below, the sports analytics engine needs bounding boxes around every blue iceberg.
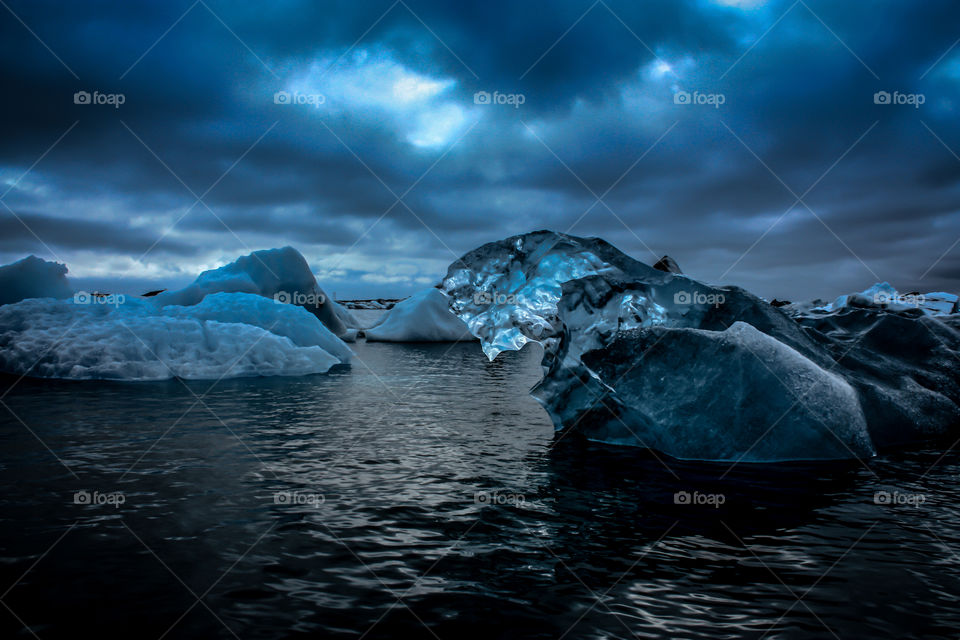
[441,231,960,462]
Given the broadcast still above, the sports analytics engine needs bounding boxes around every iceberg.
[580,322,872,460]
[0,249,354,381]
[0,293,350,381]
[0,255,73,306]
[152,246,356,336]
[364,288,476,342]
[792,282,959,317]
[441,230,960,462]
[161,292,353,362]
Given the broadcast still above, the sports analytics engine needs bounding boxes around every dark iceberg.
[441,231,960,462]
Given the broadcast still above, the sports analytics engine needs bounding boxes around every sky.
[1,0,959,301]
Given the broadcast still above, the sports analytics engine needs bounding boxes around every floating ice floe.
[0,293,351,381]
[784,282,959,317]
[442,230,960,462]
[0,249,353,380]
[364,288,475,342]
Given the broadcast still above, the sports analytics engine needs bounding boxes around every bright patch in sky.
[282,49,469,148]
[408,103,466,148]
[642,56,694,83]
[653,60,673,77]
[713,0,766,8]
[392,74,451,103]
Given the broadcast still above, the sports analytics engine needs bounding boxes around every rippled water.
[1,338,959,639]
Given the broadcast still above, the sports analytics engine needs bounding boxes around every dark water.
[1,341,959,640]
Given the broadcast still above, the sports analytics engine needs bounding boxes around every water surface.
[1,340,959,639]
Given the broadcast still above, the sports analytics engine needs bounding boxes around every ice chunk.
[0,256,73,305]
[151,247,353,335]
[919,292,959,315]
[442,231,960,461]
[364,288,476,342]
[789,305,960,446]
[579,322,872,461]
[330,299,363,329]
[442,230,656,359]
[0,293,350,381]
[809,282,957,316]
[160,292,353,363]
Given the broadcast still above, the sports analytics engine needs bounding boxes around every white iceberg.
[161,292,353,362]
[364,288,476,342]
[152,246,356,336]
[806,282,958,316]
[0,293,350,381]
[0,248,355,381]
[0,255,73,306]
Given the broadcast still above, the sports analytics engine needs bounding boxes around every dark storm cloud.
[0,209,194,256]
[0,0,959,298]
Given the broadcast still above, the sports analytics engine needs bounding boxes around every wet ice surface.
[1,340,960,639]
[442,231,960,462]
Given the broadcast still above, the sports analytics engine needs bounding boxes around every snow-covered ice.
[0,249,354,380]
[152,246,355,336]
[162,292,353,362]
[0,256,73,306]
[0,293,351,381]
[364,288,475,342]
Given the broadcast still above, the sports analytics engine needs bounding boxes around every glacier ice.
[441,230,960,462]
[0,255,73,306]
[161,292,353,363]
[0,248,354,381]
[0,292,351,381]
[790,282,959,317]
[331,299,363,330]
[364,288,476,342]
[152,246,355,336]
[580,322,872,460]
